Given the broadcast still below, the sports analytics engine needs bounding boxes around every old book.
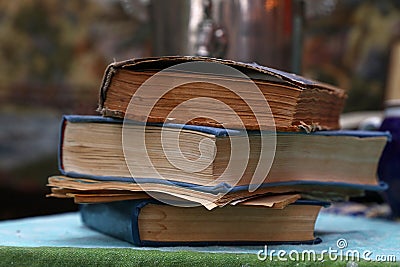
[80,198,328,246]
[97,56,347,131]
[47,175,371,209]
[59,115,389,190]
[48,187,152,203]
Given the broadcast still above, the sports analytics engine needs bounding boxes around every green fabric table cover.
[0,211,399,260]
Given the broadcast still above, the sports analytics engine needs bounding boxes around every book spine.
[57,116,68,174]
[80,200,148,246]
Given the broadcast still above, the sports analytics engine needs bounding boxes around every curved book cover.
[80,199,328,247]
[96,56,347,131]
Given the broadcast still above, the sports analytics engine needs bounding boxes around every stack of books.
[48,56,389,246]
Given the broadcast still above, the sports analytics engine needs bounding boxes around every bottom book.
[80,199,328,246]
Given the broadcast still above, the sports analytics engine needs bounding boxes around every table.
[0,212,399,266]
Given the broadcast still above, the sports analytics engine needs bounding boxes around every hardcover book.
[80,198,328,246]
[97,56,347,131]
[59,115,389,189]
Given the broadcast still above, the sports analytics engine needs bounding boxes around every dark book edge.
[57,116,67,175]
[61,114,392,138]
[61,114,239,137]
[56,172,390,194]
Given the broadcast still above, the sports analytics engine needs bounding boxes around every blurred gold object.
[386,40,400,104]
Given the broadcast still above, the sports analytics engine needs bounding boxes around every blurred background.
[1,0,400,220]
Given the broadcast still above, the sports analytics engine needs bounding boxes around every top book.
[98,56,347,131]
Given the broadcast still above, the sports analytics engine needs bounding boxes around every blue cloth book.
[58,115,389,197]
[80,199,328,247]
